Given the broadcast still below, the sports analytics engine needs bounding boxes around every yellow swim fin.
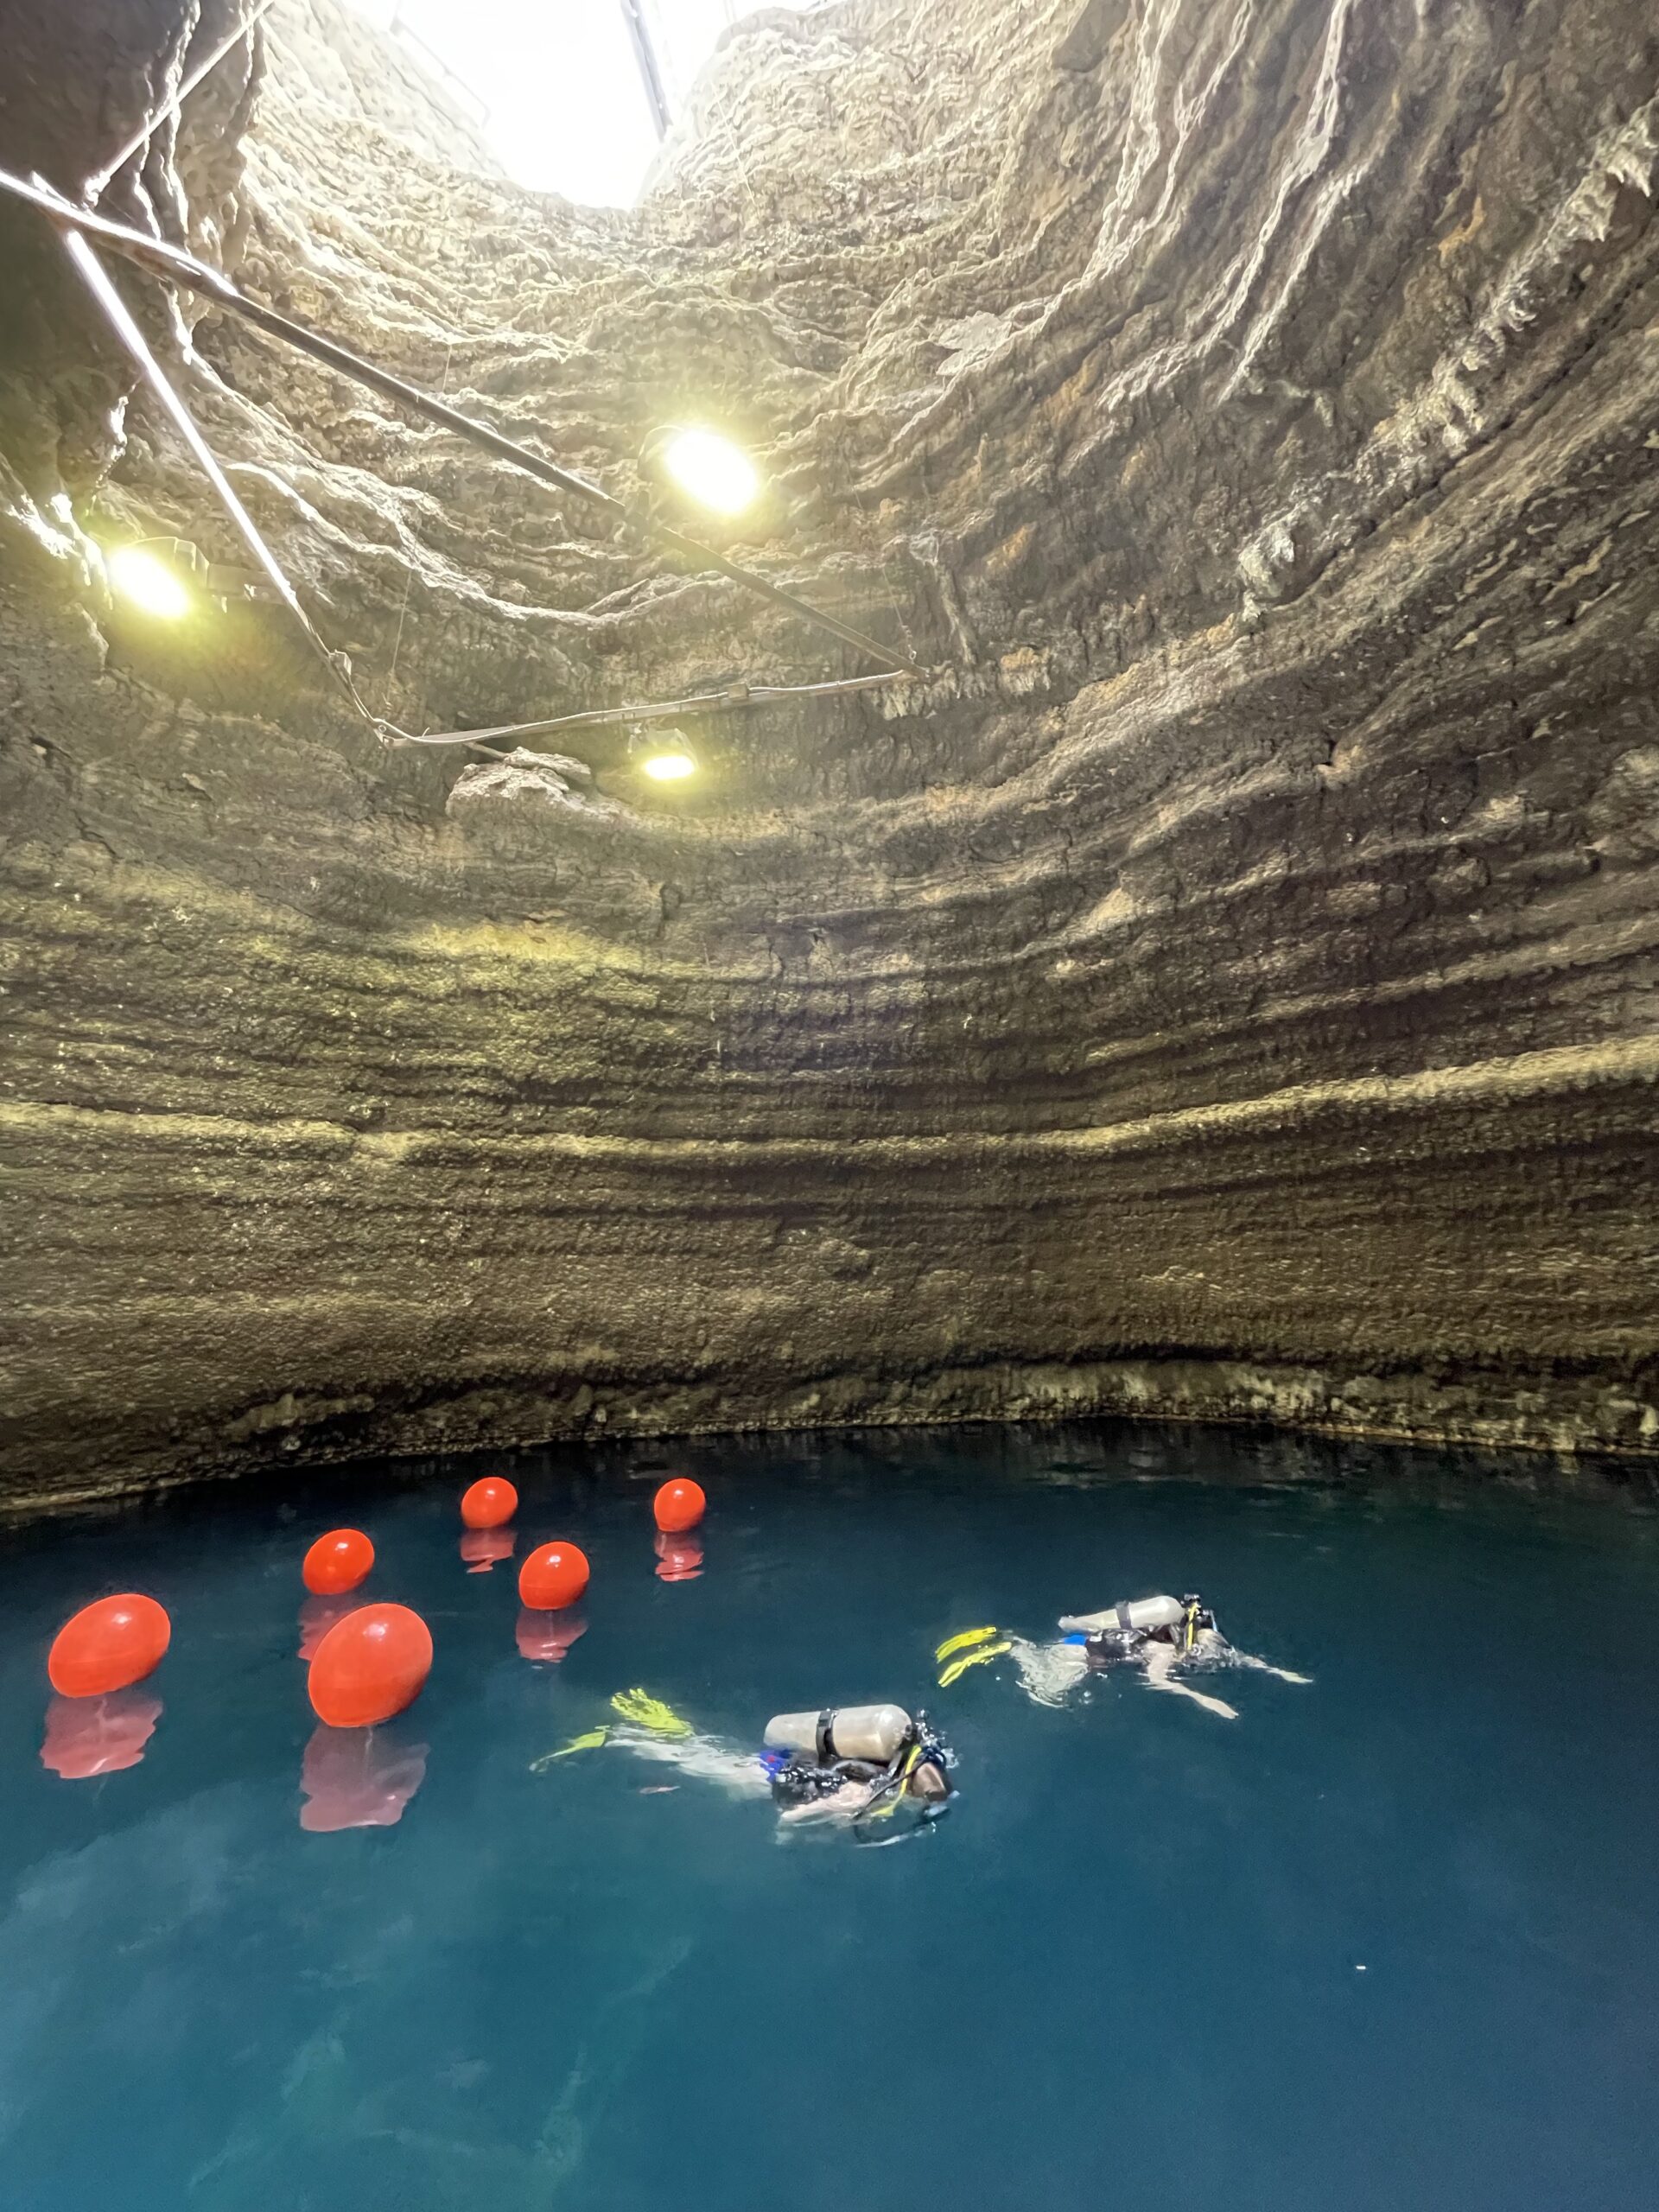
[934,1625,1001,1663]
[530,1726,610,1770]
[610,1688,693,1738]
[938,1639,1011,1688]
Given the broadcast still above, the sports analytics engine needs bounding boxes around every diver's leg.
[1008,1636,1090,1707]
[611,1726,772,1796]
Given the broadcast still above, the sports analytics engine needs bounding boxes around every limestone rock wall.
[2,0,1657,1502]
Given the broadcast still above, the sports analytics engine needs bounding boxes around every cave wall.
[3,0,1657,1503]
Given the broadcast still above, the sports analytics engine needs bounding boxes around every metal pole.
[620,0,671,139]
[390,668,910,747]
[60,224,384,728]
[0,167,920,675]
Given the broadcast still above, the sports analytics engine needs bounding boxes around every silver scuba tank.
[1056,1594,1186,1636]
[763,1703,912,1763]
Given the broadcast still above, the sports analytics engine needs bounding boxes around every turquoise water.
[2,1421,1657,2210]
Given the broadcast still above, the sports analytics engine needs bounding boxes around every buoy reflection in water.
[299,1723,429,1831]
[515,1607,588,1662]
[654,1530,705,1583]
[40,1688,163,1779]
[460,1529,516,1573]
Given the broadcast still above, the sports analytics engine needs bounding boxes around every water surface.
[2,1421,1656,2210]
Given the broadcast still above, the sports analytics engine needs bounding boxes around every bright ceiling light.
[106,543,192,620]
[658,427,760,518]
[639,747,697,782]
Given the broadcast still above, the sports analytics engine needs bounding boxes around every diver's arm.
[1201,1630,1312,1683]
[1230,1652,1313,1683]
[777,1779,877,1825]
[1143,1642,1238,1719]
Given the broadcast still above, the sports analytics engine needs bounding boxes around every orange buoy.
[48,1594,171,1698]
[308,1602,433,1729]
[653,1478,706,1534]
[302,1528,374,1595]
[461,1476,518,1529]
[518,1541,589,1611]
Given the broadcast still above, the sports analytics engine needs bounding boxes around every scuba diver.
[534,1693,955,1834]
[762,1702,953,1829]
[936,1593,1311,1719]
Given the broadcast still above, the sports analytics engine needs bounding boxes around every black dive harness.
[1085,1596,1219,1666]
[770,1711,955,1821]
[851,1709,954,1835]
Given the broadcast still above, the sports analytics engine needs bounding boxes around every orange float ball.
[653,1478,706,1535]
[48,1594,171,1699]
[308,1603,433,1729]
[461,1476,518,1529]
[302,1528,375,1595]
[518,1541,589,1611]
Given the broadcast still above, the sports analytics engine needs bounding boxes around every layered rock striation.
[3,0,1657,1501]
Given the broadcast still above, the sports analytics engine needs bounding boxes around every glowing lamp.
[106,543,192,620]
[640,747,697,782]
[656,426,760,517]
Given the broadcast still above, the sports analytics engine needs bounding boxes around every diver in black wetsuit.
[938,1594,1311,1717]
[534,1694,955,1833]
[763,1707,954,1828]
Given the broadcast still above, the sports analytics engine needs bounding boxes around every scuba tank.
[763,1703,913,1764]
[1056,1594,1185,1636]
